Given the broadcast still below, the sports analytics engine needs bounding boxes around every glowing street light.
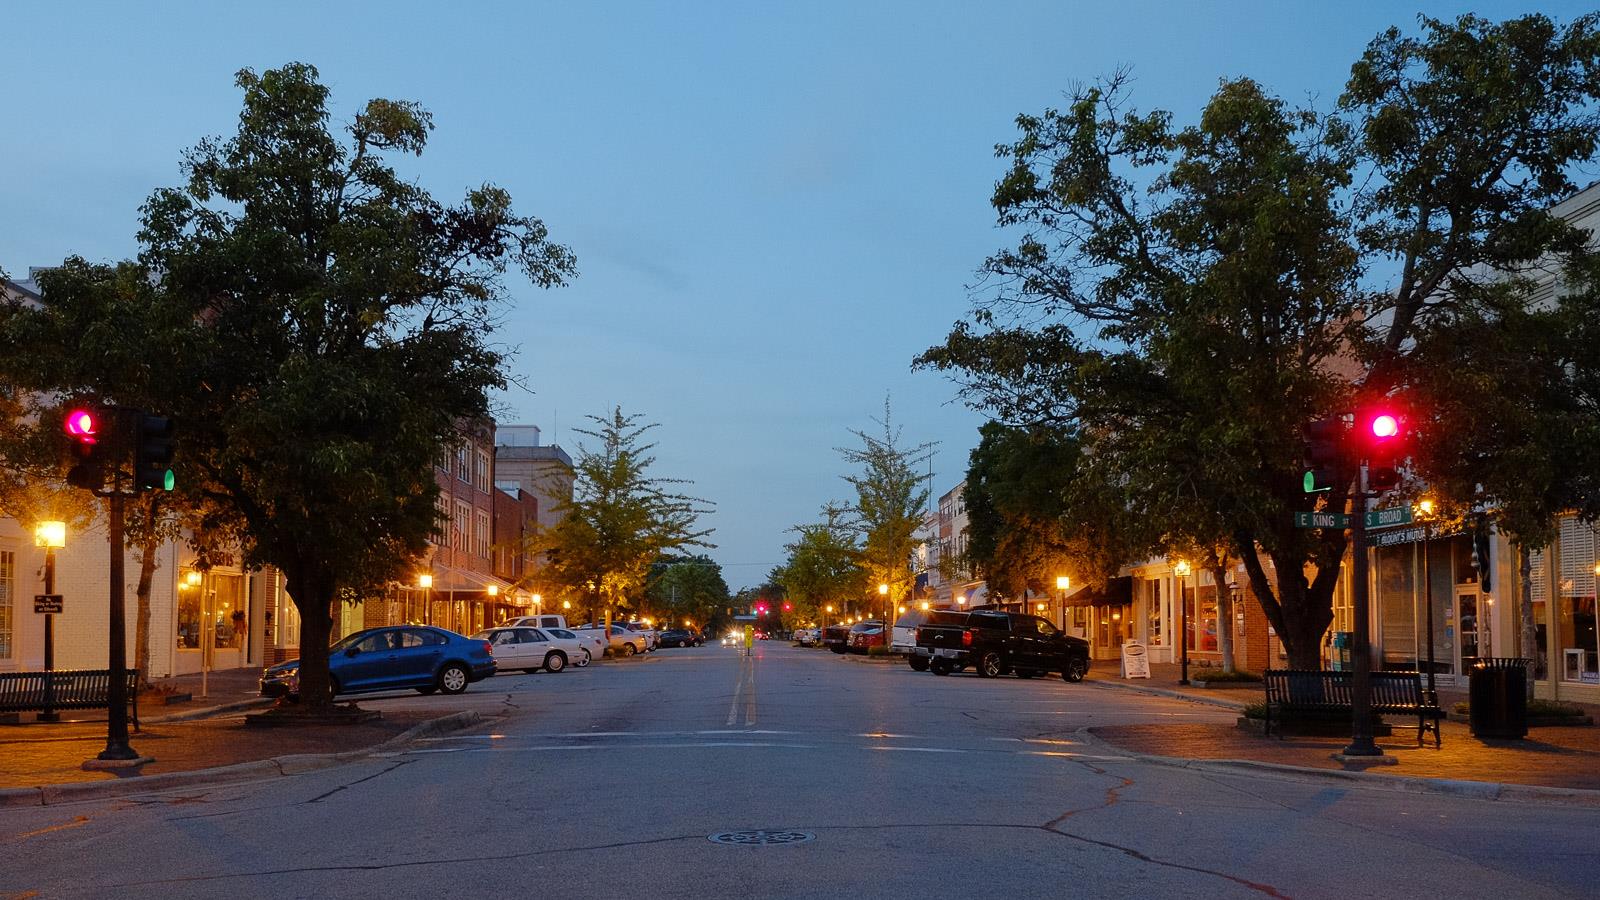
[1173,561,1193,685]
[34,520,67,722]
[418,573,433,589]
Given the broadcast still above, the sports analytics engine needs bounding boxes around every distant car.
[576,623,648,656]
[472,627,587,673]
[890,611,926,654]
[261,626,495,699]
[793,627,819,647]
[847,621,886,654]
[658,628,695,648]
[623,621,660,650]
[821,624,852,654]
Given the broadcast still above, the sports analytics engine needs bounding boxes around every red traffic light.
[1370,414,1398,439]
[65,408,97,442]
[783,603,791,611]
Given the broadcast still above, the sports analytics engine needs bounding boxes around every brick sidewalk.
[0,708,439,789]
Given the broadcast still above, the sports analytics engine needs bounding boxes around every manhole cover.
[707,829,816,846]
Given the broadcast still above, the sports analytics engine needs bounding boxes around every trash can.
[1468,657,1530,739]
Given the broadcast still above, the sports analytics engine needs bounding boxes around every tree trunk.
[282,567,337,713]
[1517,541,1537,702]
[1208,555,1235,674]
[1238,541,1335,670]
[134,535,158,688]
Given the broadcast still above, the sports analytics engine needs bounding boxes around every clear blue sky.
[1,1,1580,587]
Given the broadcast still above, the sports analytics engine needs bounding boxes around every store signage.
[1294,512,1348,529]
[33,594,63,614]
[1121,640,1151,679]
[1365,507,1413,529]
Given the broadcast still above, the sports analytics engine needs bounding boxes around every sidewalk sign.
[1121,640,1151,679]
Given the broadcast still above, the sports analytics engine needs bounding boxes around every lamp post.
[825,604,834,634]
[1417,498,1437,699]
[34,521,66,722]
[418,573,433,626]
[878,583,890,644]
[1056,575,1070,632]
[1174,560,1193,685]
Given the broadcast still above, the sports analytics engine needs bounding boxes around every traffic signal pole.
[97,487,140,761]
[1343,463,1381,757]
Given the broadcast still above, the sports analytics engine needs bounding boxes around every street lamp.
[1173,560,1193,685]
[34,521,66,722]
[533,593,542,609]
[879,582,890,630]
[418,573,433,626]
[1416,497,1438,699]
[920,601,930,611]
[562,600,571,611]
[1056,575,1070,631]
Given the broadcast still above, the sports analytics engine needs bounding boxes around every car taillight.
[914,627,921,642]
[483,641,495,656]
[962,629,974,647]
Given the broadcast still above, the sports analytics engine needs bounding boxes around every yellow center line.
[12,815,90,840]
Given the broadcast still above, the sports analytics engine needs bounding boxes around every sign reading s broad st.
[1121,640,1151,679]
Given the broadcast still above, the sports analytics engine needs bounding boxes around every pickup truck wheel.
[976,651,1004,678]
[930,658,952,676]
[1062,657,1088,683]
[908,656,930,672]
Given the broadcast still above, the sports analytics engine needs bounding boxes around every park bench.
[1263,669,1442,747]
[0,669,140,727]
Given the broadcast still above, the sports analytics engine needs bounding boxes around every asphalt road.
[2,643,1597,899]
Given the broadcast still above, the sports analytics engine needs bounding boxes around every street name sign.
[33,594,63,614]
[1294,512,1348,529]
[1365,507,1413,529]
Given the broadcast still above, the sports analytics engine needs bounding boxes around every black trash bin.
[1468,657,1530,739]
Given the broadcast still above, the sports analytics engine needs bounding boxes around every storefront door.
[1457,589,1483,672]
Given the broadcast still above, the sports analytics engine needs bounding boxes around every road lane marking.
[867,746,968,753]
[725,656,748,726]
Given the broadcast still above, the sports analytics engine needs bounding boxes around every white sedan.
[472,627,589,673]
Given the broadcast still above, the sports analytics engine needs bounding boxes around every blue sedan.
[261,626,497,699]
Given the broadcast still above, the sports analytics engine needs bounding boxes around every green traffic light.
[163,469,176,491]
[1303,470,1315,493]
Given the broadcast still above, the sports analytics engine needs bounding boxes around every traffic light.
[133,414,176,491]
[1301,417,1342,493]
[782,602,791,612]
[1359,408,1405,491]
[63,405,105,491]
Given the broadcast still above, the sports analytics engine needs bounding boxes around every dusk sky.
[2,1,1578,587]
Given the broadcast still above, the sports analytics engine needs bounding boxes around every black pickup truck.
[912,609,1090,682]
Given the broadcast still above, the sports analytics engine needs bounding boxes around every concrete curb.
[144,697,276,724]
[1077,730,1600,807]
[1085,677,1251,711]
[0,709,484,809]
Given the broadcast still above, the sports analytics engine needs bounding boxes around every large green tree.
[774,503,864,623]
[5,64,576,711]
[920,14,1600,667]
[837,399,934,623]
[645,554,731,630]
[541,408,713,624]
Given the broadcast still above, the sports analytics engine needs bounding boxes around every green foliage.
[919,15,1600,667]
[773,503,864,622]
[867,645,891,658]
[541,407,713,622]
[963,422,1148,600]
[3,63,575,709]
[645,554,731,628]
[837,398,934,612]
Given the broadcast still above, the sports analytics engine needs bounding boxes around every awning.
[1062,576,1133,607]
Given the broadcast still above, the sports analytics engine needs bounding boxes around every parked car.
[890,610,926,654]
[847,621,886,654]
[576,623,649,657]
[505,614,570,631]
[260,626,495,699]
[658,628,695,648]
[624,621,660,650]
[792,627,819,647]
[821,624,852,654]
[544,628,596,666]
[912,610,1090,681]
[471,627,587,673]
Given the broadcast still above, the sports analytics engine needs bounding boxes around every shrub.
[1241,701,1268,719]
[1193,668,1262,683]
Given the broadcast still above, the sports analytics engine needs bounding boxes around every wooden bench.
[0,669,140,728]
[1263,669,1442,747]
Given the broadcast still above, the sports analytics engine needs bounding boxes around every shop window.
[177,568,202,649]
[1376,544,1418,668]
[475,510,490,557]
[213,572,244,650]
[1555,517,1600,684]
[0,549,12,659]
[1196,590,1218,652]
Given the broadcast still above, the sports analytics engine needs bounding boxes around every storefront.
[1534,516,1600,700]
[1368,528,1486,685]
[172,556,256,676]
[1064,577,1133,661]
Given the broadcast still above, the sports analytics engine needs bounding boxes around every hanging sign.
[1121,640,1151,679]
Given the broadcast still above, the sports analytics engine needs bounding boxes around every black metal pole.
[1423,519,1436,697]
[1344,464,1382,756]
[39,547,59,723]
[1179,573,1190,685]
[98,489,139,761]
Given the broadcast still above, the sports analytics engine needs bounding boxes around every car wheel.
[976,652,1004,678]
[930,658,952,676]
[577,648,592,667]
[908,656,930,672]
[545,652,567,673]
[416,685,438,695]
[1062,657,1088,683]
[1015,669,1036,679]
[438,663,470,695]
[328,676,340,697]
[623,643,637,657]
